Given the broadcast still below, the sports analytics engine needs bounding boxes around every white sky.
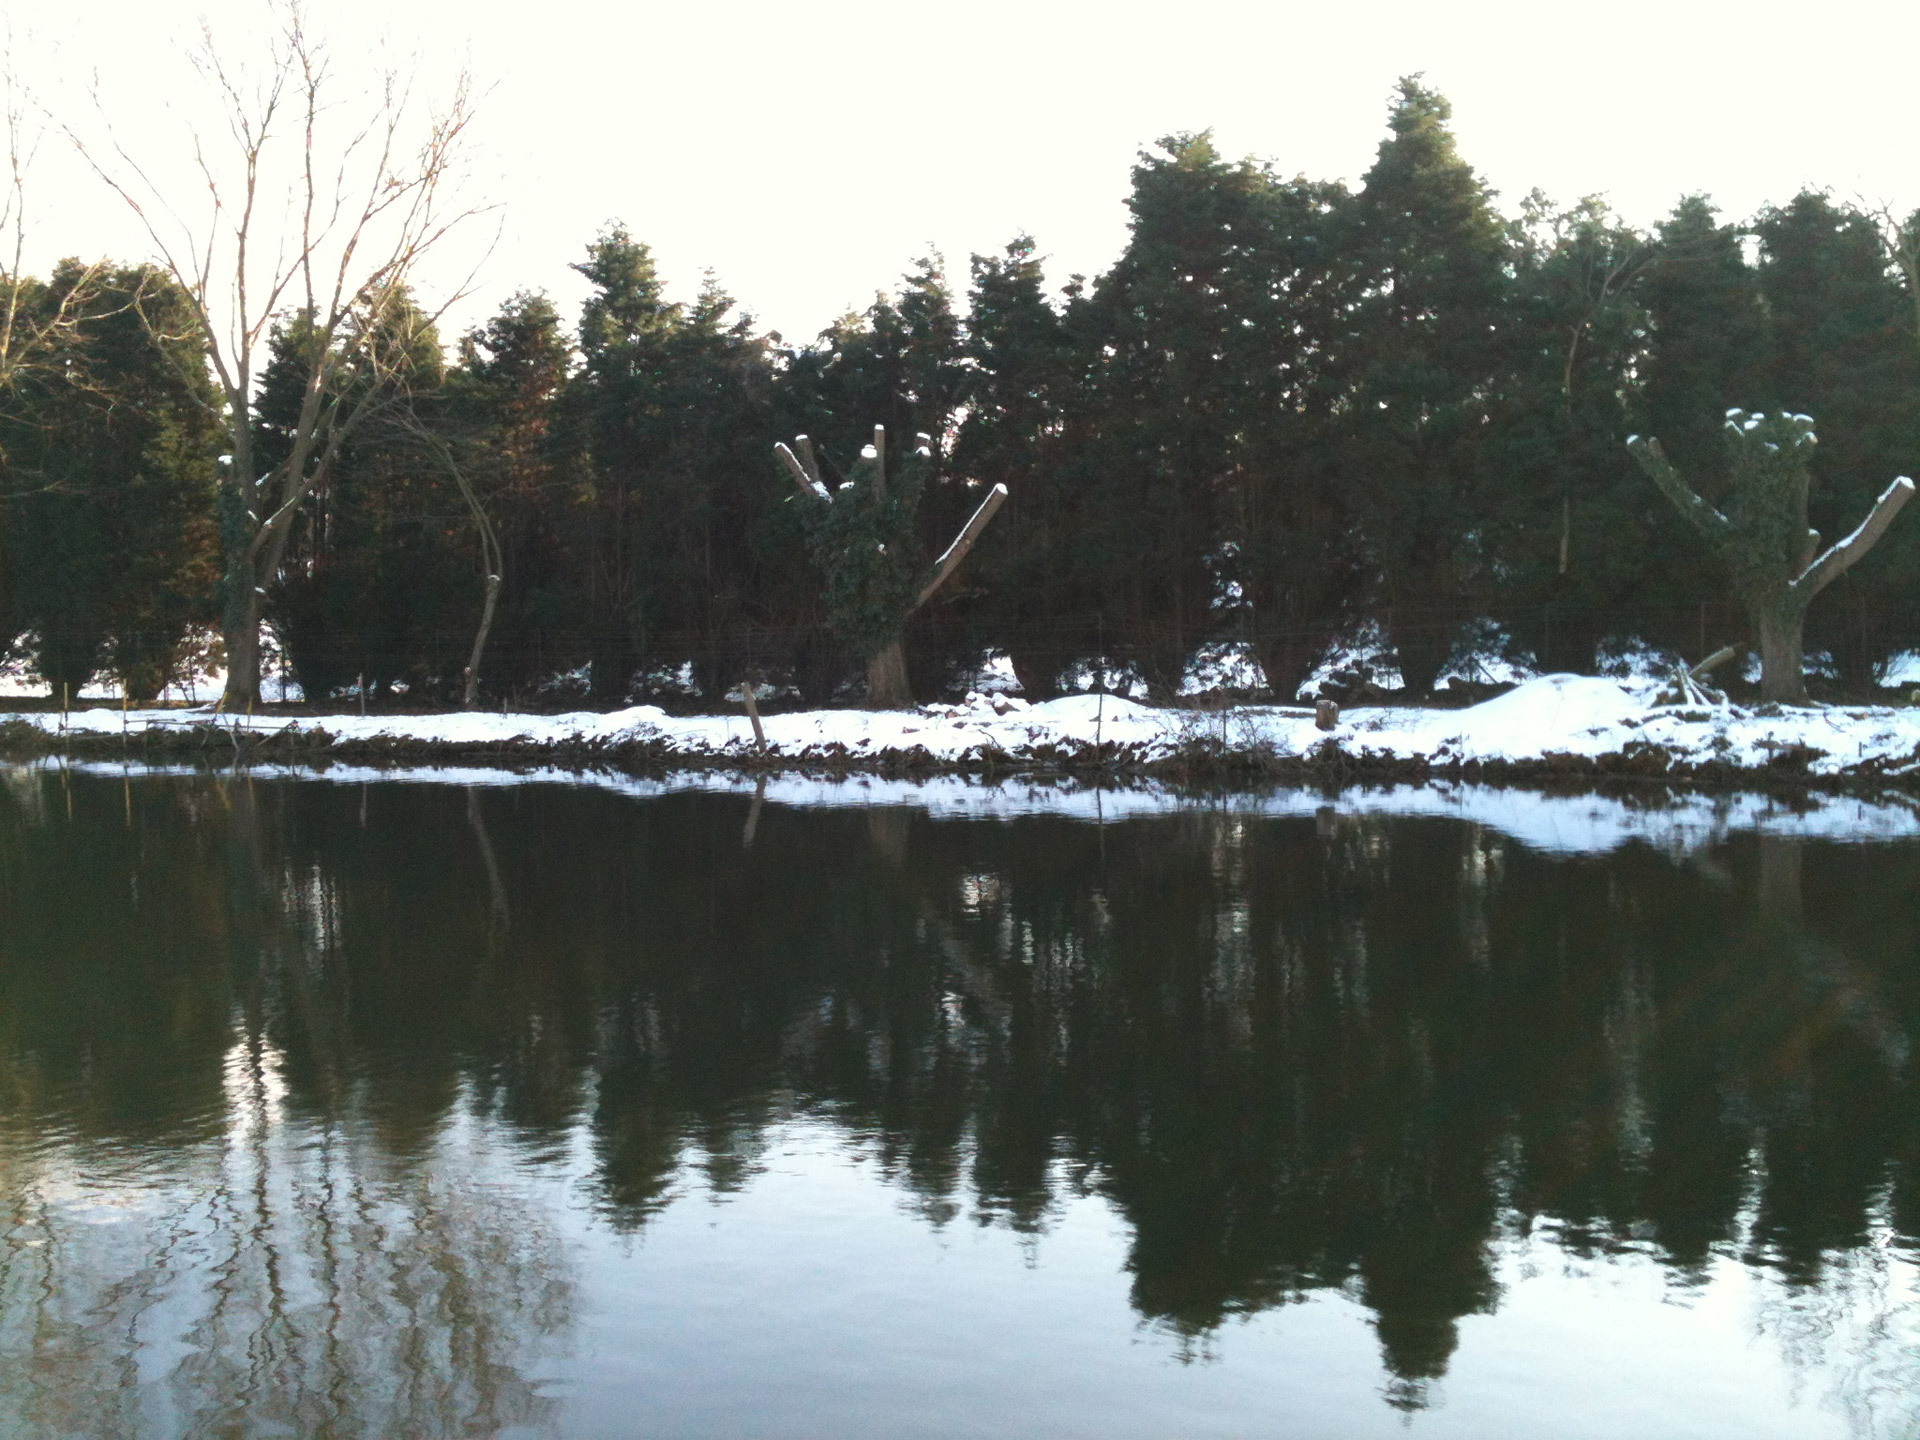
[10,0,1919,345]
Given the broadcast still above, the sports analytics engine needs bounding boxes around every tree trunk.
[1533,608,1600,677]
[220,551,265,709]
[589,632,636,706]
[1007,647,1058,701]
[1755,602,1808,704]
[1822,583,1881,698]
[461,573,502,710]
[865,636,913,708]
[1254,631,1322,705]
[1390,618,1452,697]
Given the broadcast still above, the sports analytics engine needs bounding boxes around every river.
[0,766,1915,1438]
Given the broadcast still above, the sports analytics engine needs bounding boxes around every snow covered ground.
[14,673,1920,785]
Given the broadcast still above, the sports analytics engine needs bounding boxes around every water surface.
[1,767,1916,1438]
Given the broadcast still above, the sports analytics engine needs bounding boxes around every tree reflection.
[1,768,1917,1430]
[0,771,574,1439]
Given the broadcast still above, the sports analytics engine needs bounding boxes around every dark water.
[1,768,1916,1439]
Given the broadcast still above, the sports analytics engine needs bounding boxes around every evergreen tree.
[1235,176,1358,699]
[1638,201,1769,494]
[1072,134,1278,698]
[952,237,1085,697]
[445,291,577,696]
[272,295,465,701]
[1753,193,1920,687]
[1481,196,1665,674]
[569,227,774,704]
[1339,79,1511,693]
[1,263,220,699]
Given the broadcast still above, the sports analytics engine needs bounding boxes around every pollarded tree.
[774,425,1005,707]
[1627,410,1913,702]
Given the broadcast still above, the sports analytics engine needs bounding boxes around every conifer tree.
[1074,134,1277,697]
[1640,199,1769,493]
[1340,79,1512,692]
[570,227,773,703]
[952,237,1085,697]
[1235,176,1358,699]
[271,295,460,701]
[2,263,219,699]
[445,291,575,696]
[1482,195,1665,674]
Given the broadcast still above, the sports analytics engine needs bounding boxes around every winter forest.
[7,73,1920,712]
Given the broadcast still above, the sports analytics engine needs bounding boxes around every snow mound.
[1451,675,1645,760]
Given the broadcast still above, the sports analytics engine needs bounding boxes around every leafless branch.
[60,0,488,704]
[1794,475,1916,599]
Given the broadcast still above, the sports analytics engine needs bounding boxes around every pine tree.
[272,293,465,701]
[952,236,1084,697]
[1073,133,1277,698]
[1340,79,1512,693]
[568,227,775,704]
[1236,175,1358,699]
[570,226,680,701]
[445,291,576,696]
[1481,195,1666,674]
[1,263,220,699]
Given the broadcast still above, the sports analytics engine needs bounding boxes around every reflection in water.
[0,772,574,1439]
[0,768,1916,1436]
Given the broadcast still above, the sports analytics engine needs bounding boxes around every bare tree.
[67,2,486,707]
[0,53,107,405]
[1870,203,1920,344]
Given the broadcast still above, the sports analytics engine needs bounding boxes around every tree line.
[6,76,1920,708]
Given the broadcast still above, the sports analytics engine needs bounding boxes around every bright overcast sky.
[12,0,1919,344]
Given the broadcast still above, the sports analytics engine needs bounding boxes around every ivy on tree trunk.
[1627,410,1913,702]
[776,425,1006,708]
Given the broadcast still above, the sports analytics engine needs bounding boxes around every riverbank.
[5,674,1920,791]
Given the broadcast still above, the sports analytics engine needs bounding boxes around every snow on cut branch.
[915,483,1008,611]
[1626,434,1731,541]
[775,440,830,501]
[1794,475,1916,598]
